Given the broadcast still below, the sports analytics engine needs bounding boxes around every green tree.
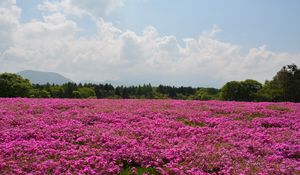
[254,80,281,102]
[272,64,300,102]
[221,79,262,101]
[49,86,64,98]
[241,79,263,101]
[115,87,121,97]
[72,91,81,98]
[62,82,77,98]
[0,73,32,97]
[122,87,130,99]
[220,81,243,101]
[140,84,154,99]
[74,87,96,98]
[30,89,51,98]
[193,88,220,100]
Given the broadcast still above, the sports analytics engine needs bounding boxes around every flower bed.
[0,98,299,174]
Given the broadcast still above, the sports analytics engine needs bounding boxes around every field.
[0,99,299,174]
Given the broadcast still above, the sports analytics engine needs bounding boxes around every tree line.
[0,64,299,102]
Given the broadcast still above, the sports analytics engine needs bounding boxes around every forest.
[0,64,299,102]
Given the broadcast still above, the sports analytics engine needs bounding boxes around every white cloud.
[0,0,299,87]
[0,0,20,52]
[39,0,123,17]
[202,24,221,38]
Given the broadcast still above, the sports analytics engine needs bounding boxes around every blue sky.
[1,0,300,87]
[18,0,300,53]
[111,0,300,53]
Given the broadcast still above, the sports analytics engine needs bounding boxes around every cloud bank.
[0,0,299,87]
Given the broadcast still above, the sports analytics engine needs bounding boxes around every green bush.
[0,73,32,97]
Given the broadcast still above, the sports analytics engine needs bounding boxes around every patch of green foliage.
[119,161,159,175]
[176,117,206,127]
[232,112,266,121]
[0,73,32,97]
[266,105,291,112]
[242,112,266,121]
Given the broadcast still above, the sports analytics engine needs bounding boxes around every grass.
[234,112,266,121]
[119,161,159,175]
[266,105,291,112]
[176,117,206,127]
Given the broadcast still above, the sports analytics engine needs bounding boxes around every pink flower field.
[0,98,299,175]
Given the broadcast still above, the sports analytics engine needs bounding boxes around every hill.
[17,70,72,85]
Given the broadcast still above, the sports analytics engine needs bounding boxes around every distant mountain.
[101,80,128,86]
[79,80,103,84]
[78,80,129,86]
[17,70,72,85]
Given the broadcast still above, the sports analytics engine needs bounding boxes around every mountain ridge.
[17,70,72,85]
